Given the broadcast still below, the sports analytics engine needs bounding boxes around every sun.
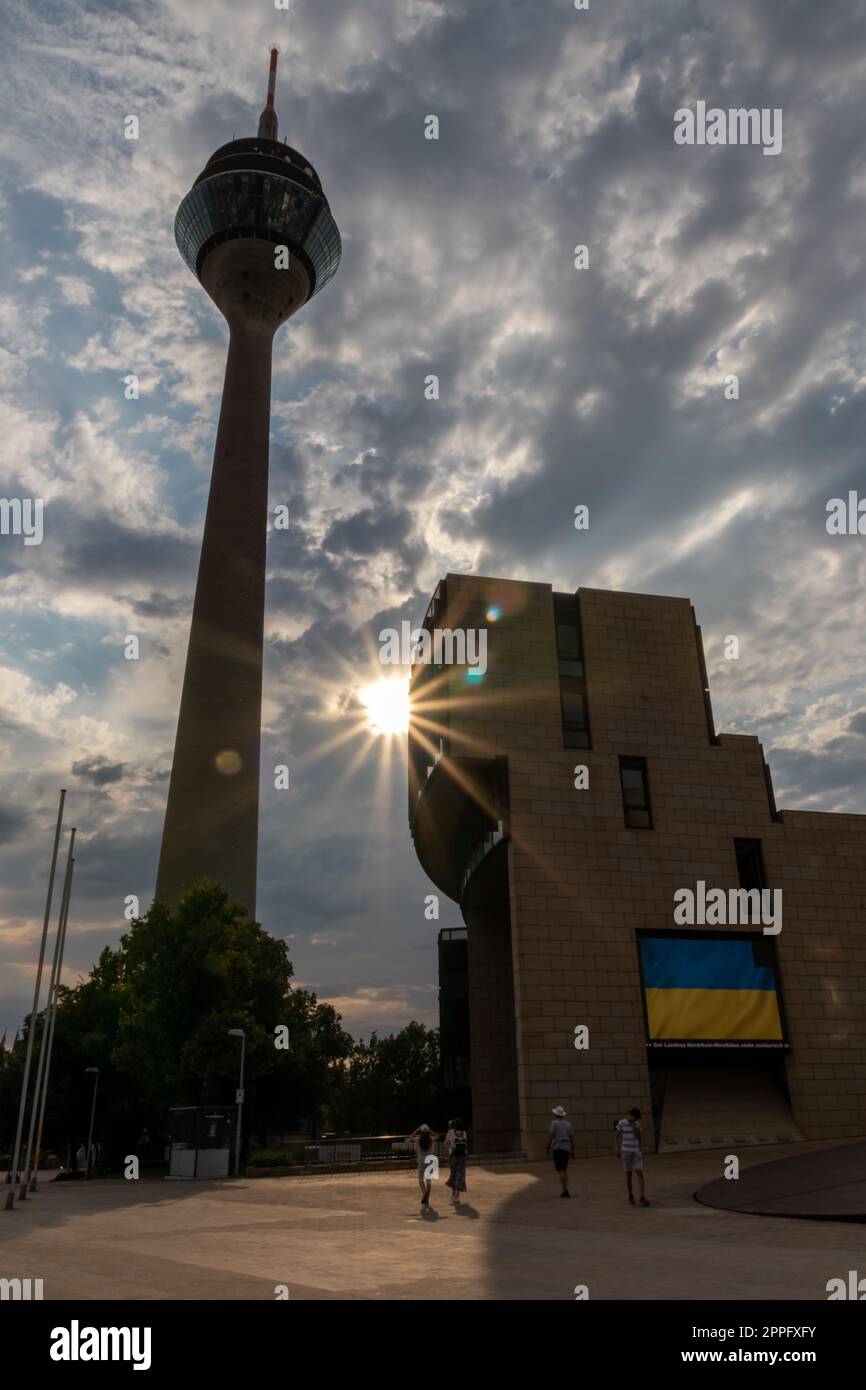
[359,676,410,736]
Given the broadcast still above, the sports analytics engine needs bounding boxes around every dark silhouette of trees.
[0,881,443,1166]
[326,1020,441,1134]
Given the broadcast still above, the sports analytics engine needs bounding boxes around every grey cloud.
[0,806,30,845]
[118,591,189,620]
[71,757,127,786]
[770,745,866,808]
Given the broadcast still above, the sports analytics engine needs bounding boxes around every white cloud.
[56,275,95,306]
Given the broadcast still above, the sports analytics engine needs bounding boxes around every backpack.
[452,1132,467,1159]
[417,1130,432,1153]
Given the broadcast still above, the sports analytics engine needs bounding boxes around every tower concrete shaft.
[157,53,340,917]
[155,318,272,914]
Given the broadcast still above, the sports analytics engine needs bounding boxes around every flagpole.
[4,788,66,1211]
[29,830,76,1192]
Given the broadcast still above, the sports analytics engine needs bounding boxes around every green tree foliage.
[45,944,127,1159]
[113,885,295,1123]
[253,989,351,1140]
[326,1020,441,1135]
[0,882,355,1165]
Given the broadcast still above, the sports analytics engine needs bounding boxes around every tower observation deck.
[156,50,341,917]
[174,132,341,304]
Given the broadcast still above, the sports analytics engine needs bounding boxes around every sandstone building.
[409,574,866,1158]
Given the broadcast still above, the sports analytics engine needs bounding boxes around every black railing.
[248,1134,444,1168]
[455,757,509,899]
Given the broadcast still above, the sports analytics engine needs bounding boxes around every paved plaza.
[2,1141,861,1301]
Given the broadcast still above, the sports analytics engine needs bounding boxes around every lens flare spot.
[215,749,243,775]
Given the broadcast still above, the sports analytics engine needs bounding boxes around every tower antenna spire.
[258,45,280,141]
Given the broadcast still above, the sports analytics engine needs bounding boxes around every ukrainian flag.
[640,936,782,1041]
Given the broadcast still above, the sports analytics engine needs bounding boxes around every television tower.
[156,49,341,916]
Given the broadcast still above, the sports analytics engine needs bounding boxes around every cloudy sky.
[2,0,866,1041]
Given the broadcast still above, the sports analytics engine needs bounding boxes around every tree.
[114,883,293,1128]
[326,1021,441,1134]
[1,881,354,1166]
[251,989,352,1142]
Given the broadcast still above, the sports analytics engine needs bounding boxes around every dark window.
[407,656,450,816]
[751,936,775,969]
[735,838,766,891]
[692,614,719,745]
[560,683,586,726]
[762,760,781,822]
[555,622,582,665]
[560,679,589,747]
[554,593,590,748]
[620,756,652,829]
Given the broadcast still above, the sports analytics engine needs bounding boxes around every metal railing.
[459,818,505,898]
[249,1134,444,1169]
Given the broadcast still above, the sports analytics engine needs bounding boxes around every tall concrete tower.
[156,49,341,916]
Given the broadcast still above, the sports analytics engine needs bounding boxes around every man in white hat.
[545,1106,574,1197]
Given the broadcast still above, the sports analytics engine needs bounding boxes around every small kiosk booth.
[168,1105,237,1178]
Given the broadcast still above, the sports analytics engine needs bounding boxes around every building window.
[734,838,767,891]
[620,756,652,829]
[762,760,782,823]
[692,612,719,745]
[553,592,590,747]
[455,1056,470,1087]
[407,664,450,815]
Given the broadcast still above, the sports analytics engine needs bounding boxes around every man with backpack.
[444,1117,468,1205]
[409,1124,440,1208]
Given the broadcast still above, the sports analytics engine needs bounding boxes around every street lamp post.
[84,1068,99,1178]
[228,1029,246,1178]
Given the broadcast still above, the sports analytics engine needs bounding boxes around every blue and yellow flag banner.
[640,935,783,1042]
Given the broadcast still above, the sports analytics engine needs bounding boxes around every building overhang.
[410,754,508,906]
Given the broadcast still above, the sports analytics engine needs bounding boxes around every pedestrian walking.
[409,1124,439,1208]
[614,1107,649,1206]
[545,1105,573,1197]
[444,1117,468,1205]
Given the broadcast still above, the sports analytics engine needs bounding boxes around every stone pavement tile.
[2,1145,863,1301]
